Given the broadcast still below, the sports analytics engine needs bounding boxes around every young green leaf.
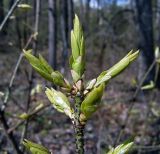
[141,80,155,90]
[107,50,139,78]
[51,71,68,88]
[45,88,73,119]
[24,50,70,88]
[81,83,105,120]
[19,113,29,120]
[24,50,53,82]
[155,47,160,59]
[106,141,134,154]
[70,14,85,82]
[94,50,139,87]
[23,139,50,154]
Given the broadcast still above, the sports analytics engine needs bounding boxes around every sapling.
[23,14,139,154]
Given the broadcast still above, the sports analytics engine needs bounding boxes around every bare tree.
[48,0,57,69]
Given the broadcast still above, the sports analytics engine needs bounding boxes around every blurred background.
[0,0,160,153]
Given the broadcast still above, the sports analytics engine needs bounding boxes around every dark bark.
[0,0,4,23]
[0,0,6,35]
[48,0,57,69]
[156,0,160,88]
[85,0,91,31]
[60,0,68,71]
[135,0,155,83]
[0,0,22,32]
[15,16,22,49]
[68,0,74,34]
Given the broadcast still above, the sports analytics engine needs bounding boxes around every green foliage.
[24,15,139,123]
[81,83,105,120]
[19,113,29,120]
[17,4,32,10]
[45,88,74,119]
[24,50,71,89]
[70,15,85,82]
[141,80,155,90]
[105,50,139,79]
[23,139,50,154]
[24,14,139,153]
[106,141,134,154]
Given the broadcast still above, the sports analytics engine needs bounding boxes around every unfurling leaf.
[141,80,155,90]
[155,47,160,59]
[51,71,70,89]
[19,113,29,120]
[31,84,43,95]
[81,83,105,120]
[24,50,70,88]
[23,139,50,154]
[107,50,139,78]
[45,88,74,119]
[70,14,85,82]
[106,141,134,154]
[24,50,53,82]
[17,4,32,11]
[94,50,139,87]
[86,78,97,90]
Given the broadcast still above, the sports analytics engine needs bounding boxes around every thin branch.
[0,34,36,112]
[0,32,37,154]
[8,103,50,134]
[0,0,22,32]
[20,0,41,147]
[0,111,23,154]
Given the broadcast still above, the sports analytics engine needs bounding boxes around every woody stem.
[74,94,85,154]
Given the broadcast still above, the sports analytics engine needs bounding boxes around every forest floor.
[0,49,160,154]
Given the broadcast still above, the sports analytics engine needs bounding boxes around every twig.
[0,31,37,154]
[20,0,41,148]
[8,103,50,134]
[0,0,22,32]
[0,34,36,112]
[0,111,23,154]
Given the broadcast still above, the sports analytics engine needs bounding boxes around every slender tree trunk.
[0,0,5,36]
[68,0,74,35]
[60,0,68,73]
[23,0,28,45]
[79,0,84,24]
[156,0,160,88]
[0,0,4,22]
[135,0,154,83]
[48,0,57,69]
[96,0,101,24]
[85,0,91,31]
[15,16,23,49]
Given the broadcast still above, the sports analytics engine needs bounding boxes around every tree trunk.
[60,0,68,73]
[85,0,91,31]
[48,0,57,69]
[135,0,154,83]
[0,0,5,36]
[156,0,160,88]
[68,0,74,35]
